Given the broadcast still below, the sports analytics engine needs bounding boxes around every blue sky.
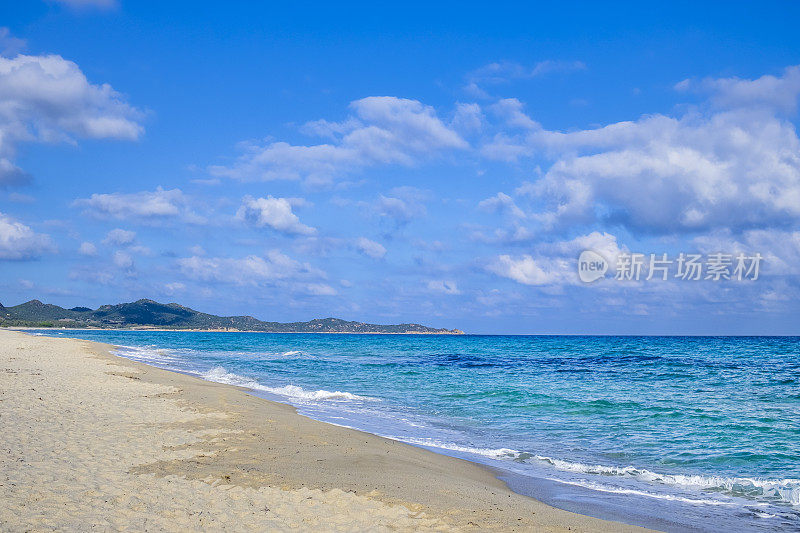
[1,1,799,334]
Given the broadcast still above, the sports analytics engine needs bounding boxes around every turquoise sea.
[33,331,800,532]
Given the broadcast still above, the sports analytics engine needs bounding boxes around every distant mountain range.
[0,298,464,334]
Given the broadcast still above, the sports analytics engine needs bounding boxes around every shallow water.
[33,331,800,531]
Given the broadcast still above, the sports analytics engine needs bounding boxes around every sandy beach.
[0,330,650,532]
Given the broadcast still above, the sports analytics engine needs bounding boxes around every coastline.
[0,329,651,531]
[7,326,465,334]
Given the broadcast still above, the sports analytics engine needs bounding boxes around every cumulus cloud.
[0,28,25,56]
[236,195,315,235]
[0,53,142,186]
[488,98,540,130]
[374,186,429,225]
[163,282,186,294]
[103,228,136,246]
[0,159,30,187]
[78,241,97,256]
[112,250,133,269]
[694,228,800,276]
[487,232,625,286]
[208,96,466,185]
[376,195,421,223]
[465,60,585,98]
[426,280,460,295]
[304,283,337,296]
[677,65,800,113]
[481,66,800,236]
[73,188,203,223]
[451,103,483,133]
[547,231,626,265]
[488,254,561,286]
[0,212,54,260]
[177,250,324,286]
[478,192,525,218]
[355,237,386,259]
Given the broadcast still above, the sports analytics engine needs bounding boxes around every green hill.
[0,298,463,334]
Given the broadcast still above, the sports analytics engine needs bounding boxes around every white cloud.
[8,192,34,203]
[164,282,185,294]
[451,103,483,133]
[53,0,118,9]
[548,231,625,268]
[470,60,586,84]
[677,65,800,113]
[236,195,315,235]
[426,280,460,295]
[112,250,133,269]
[304,283,337,296]
[482,67,800,236]
[0,28,25,56]
[299,117,361,139]
[129,245,151,256]
[0,53,142,186]
[208,97,466,185]
[478,192,525,218]
[487,231,625,286]
[694,229,800,276]
[488,254,561,286]
[103,228,136,246]
[469,223,536,245]
[465,60,585,98]
[0,153,30,187]
[376,196,420,223]
[488,98,540,130]
[374,186,429,224]
[73,187,203,223]
[177,250,323,286]
[78,241,97,256]
[355,237,386,259]
[0,212,54,260]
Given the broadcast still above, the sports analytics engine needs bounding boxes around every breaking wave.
[532,455,800,507]
[201,366,377,402]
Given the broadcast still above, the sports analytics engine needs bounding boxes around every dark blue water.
[32,331,800,532]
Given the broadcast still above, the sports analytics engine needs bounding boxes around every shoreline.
[7,326,464,334]
[1,329,651,531]
[11,326,798,336]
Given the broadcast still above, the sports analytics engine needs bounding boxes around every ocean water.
[32,331,800,532]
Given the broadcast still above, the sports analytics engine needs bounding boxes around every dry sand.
[0,330,653,532]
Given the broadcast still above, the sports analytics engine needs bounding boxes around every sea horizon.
[16,326,800,337]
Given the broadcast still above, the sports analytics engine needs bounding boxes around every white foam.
[264,384,373,401]
[374,439,800,508]
[390,436,520,459]
[533,455,800,507]
[114,345,182,366]
[548,478,737,506]
[282,350,301,356]
[200,366,377,402]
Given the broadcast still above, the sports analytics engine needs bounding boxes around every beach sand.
[0,330,652,532]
